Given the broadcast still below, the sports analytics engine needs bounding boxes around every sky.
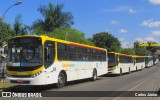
[1,0,160,48]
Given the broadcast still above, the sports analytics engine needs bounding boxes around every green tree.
[120,48,135,55]
[13,15,30,36]
[32,3,74,33]
[0,18,14,41]
[134,41,149,56]
[92,32,121,52]
[146,41,158,53]
[0,18,14,55]
[34,28,94,45]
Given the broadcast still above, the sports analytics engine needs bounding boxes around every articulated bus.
[133,56,145,70]
[6,35,108,87]
[145,56,153,68]
[107,52,134,75]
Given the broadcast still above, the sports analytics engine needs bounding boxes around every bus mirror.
[45,47,49,60]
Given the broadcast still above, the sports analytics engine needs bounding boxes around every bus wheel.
[128,68,131,74]
[91,69,97,81]
[119,68,122,76]
[56,73,66,88]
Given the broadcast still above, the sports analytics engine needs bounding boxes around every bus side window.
[45,47,49,60]
[44,41,55,69]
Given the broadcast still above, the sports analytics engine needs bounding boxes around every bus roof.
[144,56,152,58]
[133,55,145,58]
[10,35,107,51]
[108,52,146,58]
[108,52,132,57]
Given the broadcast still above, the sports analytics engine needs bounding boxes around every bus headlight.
[31,71,42,78]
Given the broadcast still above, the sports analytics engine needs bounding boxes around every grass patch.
[0,82,15,88]
[0,78,16,89]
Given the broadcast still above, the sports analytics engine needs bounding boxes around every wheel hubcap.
[94,73,96,79]
[58,76,63,85]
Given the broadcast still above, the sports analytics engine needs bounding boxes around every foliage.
[146,41,158,53]
[32,3,74,32]
[92,32,121,52]
[13,15,31,36]
[120,48,135,55]
[0,18,14,42]
[134,41,149,56]
[49,28,94,45]
[34,28,94,45]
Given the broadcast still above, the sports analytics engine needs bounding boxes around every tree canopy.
[92,32,121,52]
[35,28,94,45]
[0,18,14,41]
[120,48,135,55]
[134,41,149,56]
[13,15,31,36]
[146,41,158,53]
[32,3,74,33]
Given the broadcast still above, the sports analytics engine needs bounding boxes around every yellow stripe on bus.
[108,66,117,71]
[6,66,44,76]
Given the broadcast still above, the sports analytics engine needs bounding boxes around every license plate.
[17,80,23,83]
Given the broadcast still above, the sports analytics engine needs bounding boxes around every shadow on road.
[101,74,119,77]
[2,78,102,92]
[3,84,57,92]
[157,88,160,96]
[66,78,101,87]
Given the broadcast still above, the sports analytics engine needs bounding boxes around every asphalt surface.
[1,63,160,100]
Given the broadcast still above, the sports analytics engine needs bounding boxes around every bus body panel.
[108,67,120,74]
[108,63,133,74]
[134,62,145,70]
[145,60,153,67]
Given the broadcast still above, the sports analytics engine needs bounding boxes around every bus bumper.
[108,69,120,74]
[5,73,46,85]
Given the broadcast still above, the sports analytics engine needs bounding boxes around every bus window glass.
[8,44,42,66]
[108,53,116,67]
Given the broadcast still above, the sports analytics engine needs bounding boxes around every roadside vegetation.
[0,2,157,56]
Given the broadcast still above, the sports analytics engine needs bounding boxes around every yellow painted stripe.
[108,66,117,71]
[6,66,44,76]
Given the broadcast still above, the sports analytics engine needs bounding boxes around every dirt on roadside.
[0,78,15,89]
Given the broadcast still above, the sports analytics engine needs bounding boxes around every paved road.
[2,63,160,100]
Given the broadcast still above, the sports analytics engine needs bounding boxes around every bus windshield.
[7,37,42,67]
[108,53,116,67]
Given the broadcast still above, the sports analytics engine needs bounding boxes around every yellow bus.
[133,55,145,70]
[108,52,133,75]
[6,35,108,88]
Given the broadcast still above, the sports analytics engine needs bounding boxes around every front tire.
[128,68,131,74]
[91,69,97,81]
[56,73,66,88]
[119,68,122,76]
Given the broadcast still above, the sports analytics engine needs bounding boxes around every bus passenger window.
[44,41,55,69]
